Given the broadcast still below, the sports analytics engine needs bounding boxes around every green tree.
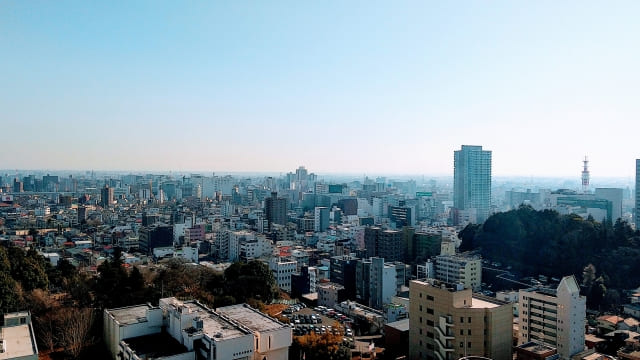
[458,223,480,252]
[224,260,278,303]
[589,276,606,310]
[0,271,22,312]
[6,247,49,291]
[95,258,128,307]
[0,246,10,272]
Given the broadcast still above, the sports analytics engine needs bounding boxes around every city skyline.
[2,2,640,176]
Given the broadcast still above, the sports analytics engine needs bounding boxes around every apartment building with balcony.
[518,276,586,360]
[409,279,512,360]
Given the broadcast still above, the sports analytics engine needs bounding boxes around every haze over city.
[4,3,640,360]
[2,1,639,176]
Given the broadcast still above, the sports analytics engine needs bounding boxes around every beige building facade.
[409,279,512,360]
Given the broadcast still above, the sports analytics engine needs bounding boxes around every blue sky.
[1,1,639,177]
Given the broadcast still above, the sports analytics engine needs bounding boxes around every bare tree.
[35,312,57,352]
[58,307,95,358]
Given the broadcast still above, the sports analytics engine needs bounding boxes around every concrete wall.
[255,328,292,360]
[104,307,163,359]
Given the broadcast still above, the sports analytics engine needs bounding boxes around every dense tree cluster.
[460,205,640,309]
[0,246,49,311]
[94,248,150,308]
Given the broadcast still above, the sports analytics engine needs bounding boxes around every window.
[427,320,434,326]
[427,308,434,315]
[468,329,471,335]
[420,317,422,323]
[460,342,464,348]
[427,331,434,338]
[460,329,464,335]
[420,328,423,335]
[427,295,434,301]
[468,317,471,323]
[420,305,423,311]
[468,342,471,348]
[460,317,464,323]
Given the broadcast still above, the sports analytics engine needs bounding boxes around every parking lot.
[280,305,355,345]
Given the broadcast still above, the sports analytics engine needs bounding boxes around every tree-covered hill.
[460,205,640,291]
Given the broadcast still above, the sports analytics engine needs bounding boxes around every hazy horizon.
[2,2,639,177]
[2,168,635,185]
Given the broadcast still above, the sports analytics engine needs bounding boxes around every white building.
[105,297,291,360]
[383,303,408,323]
[153,246,174,260]
[173,223,188,245]
[214,229,230,260]
[518,276,586,360]
[238,234,273,262]
[369,257,397,309]
[229,230,271,262]
[317,282,345,308]
[416,260,435,279]
[103,303,164,359]
[159,298,254,360]
[0,312,38,360]
[177,245,199,263]
[41,252,60,266]
[269,257,297,293]
[217,304,292,360]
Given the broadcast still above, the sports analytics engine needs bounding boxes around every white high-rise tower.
[454,145,492,223]
[582,156,590,193]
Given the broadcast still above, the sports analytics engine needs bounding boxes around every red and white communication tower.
[581,156,590,193]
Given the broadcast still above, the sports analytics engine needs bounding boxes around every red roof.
[598,315,624,324]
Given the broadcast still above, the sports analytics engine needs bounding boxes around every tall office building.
[454,145,492,223]
[265,192,287,231]
[101,185,114,208]
[314,206,330,232]
[518,276,586,360]
[636,159,640,227]
[409,278,513,360]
